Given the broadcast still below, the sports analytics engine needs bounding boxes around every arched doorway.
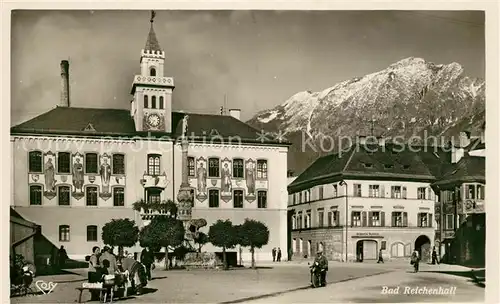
[415,235,431,263]
[356,240,378,262]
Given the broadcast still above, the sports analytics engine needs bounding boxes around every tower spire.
[145,10,162,52]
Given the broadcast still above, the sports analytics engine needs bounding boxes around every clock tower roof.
[144,11,162,52]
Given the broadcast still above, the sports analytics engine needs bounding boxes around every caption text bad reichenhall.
[381,286,457,295]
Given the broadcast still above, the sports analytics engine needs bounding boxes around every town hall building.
[10,15,289,264]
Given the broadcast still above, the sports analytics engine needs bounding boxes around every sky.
[10,10,484,125]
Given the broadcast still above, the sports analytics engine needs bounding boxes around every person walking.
[411,249,420,273]
[377,248,384,263]
[431,247,439,265]
[140,247,154,281]
[57,246,68,269]
[272,248,276,262]
[277,248,282,262]
[313,250,328,286]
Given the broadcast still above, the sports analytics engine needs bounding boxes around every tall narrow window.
[369,211,382,227]
[87,225,98,242]
[418,213,431,227]
[417,187,427,199]
[208,158,220,177]
[351,211,361,227]
[144,95,149,108]
[57,152,71,173]
[188,157,195,177]
[257,160,268,179]
[59,225,70,242]
[391,212,408,227]
[318,209,324,227]
[318,186,324,200]
[209,190,219,208]
[151,96,157,109]
[257,191,267,208]
[29,185,42,205]
[147,154,161,176]
[86,186,98,206]
[445,214,454,230]
[159,96,164,109]
[112,154,125,175]
[150,67,156,76]
[332,184,338,197]
[58,186,70,206]
[466,184,476,199]
[233,159,244,178]
[391,186,402,198]
[369,185,380,197]
[28,151,43,173]
[477,185,485,200]
[85,153,98,174]
[353,184,362,197]
[233,190,244,208]
[113,187,125,206]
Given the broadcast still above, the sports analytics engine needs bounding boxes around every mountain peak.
[391,57,427,67]
[247,58,485,174]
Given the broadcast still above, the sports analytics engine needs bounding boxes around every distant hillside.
[247,57,485,175]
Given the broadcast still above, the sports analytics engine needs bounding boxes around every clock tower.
[131,11,174,133]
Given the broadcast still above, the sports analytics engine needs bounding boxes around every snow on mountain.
[247,57,485,174]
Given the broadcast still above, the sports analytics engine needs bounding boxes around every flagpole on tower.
[150,10,156,23]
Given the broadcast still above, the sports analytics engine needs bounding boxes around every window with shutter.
[428,214,433,228]
[380,185,385,198]
[380,212,385,227]
[327,212,332,227]
[368,211,373,226]
[362,211,367,227]
[403,212,408,226]
[402,187,407,199]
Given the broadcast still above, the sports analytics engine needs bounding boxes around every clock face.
[148,114,161,128]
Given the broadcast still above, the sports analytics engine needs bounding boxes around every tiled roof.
[10,106,287,145]
[145,24,162,52]
[10,107,136,135]
[432,155,485,188]
[288,143,453,193]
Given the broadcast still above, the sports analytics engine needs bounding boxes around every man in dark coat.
[313,250,328,286]
[58,246,68,269]
[140,248,154,281]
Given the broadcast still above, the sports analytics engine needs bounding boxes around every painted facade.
[10,16,289,263]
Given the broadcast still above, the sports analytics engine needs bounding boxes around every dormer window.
[402,165,410,170]
[384,164,394,169]
[363,163,373,168]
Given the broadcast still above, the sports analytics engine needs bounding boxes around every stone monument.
[177,115,195,245]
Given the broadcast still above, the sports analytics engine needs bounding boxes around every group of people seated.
[87,246,149,301]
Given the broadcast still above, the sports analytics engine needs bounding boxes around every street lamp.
[339,180,348,262]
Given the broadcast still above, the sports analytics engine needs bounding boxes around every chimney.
[60,60,70,107]
[229,109,241,120]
